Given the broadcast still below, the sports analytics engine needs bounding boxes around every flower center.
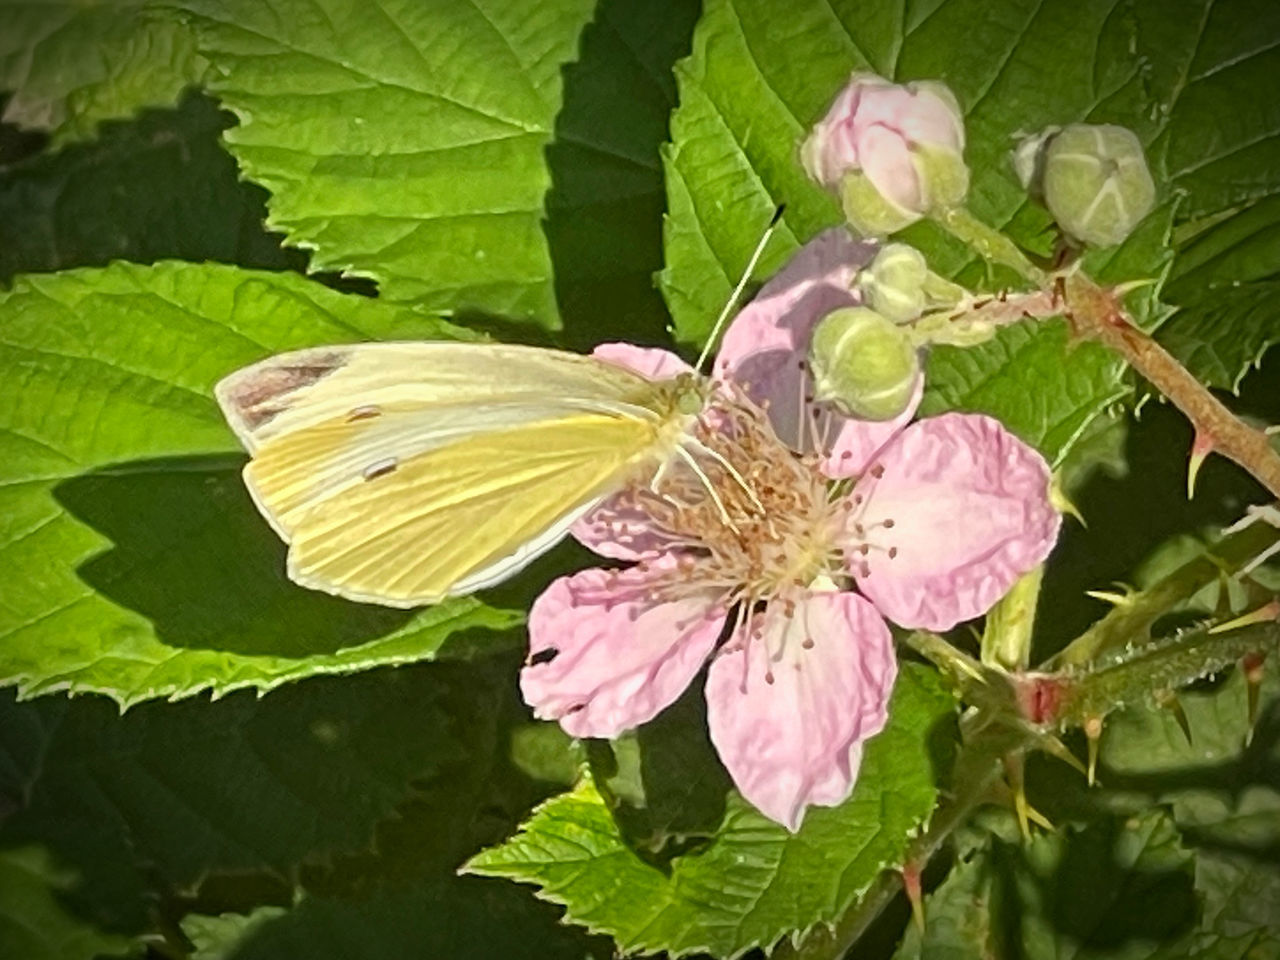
[615,387,852,608]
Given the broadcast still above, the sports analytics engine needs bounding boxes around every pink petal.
[898,87,965,150]
[849,413,1061,631]
[570,343,695,559]
[820,372,923,478]
[714,229,879,454]
[591,342,693,380]
[855,123,922,213]
[704,590,897,831]
[521,563,726,739]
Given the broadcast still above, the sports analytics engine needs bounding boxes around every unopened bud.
[1016,124,1155,247]
[803,74,969,236]
[808,307,920,421]
[858,244,928,323]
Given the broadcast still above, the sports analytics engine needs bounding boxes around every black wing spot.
[362,457,398,481]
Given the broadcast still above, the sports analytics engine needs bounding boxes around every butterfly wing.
[217,341,659,451]
[259,412,664,606]
[215,341,692,605]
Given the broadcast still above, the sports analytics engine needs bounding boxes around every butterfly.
[216,210,784,607]
[216,341,709,607]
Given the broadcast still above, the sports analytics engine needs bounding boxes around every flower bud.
[808,306,920,421]
[802,74,969,236]
[858,243,928,323]
[1016,124,1155,247]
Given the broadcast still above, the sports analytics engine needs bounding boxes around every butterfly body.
[217,342,705,607]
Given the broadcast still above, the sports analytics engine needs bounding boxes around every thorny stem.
[781,210,1280,960]
[1048,518,1280,668]
[936,206,1280,500]
[776,746,1007,960]
[1062,273,1280,500]
[1051,619,1279,728]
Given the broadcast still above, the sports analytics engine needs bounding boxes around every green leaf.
[0,846,137,960]
[465,664,953,960]
[1150,0,1280,219]
[659,0,1279,461]
[0,92,299,282]
[895,811,1198,960]
[1058,669,1280,958]
[0,0,204,147]
[183,906,290,960]
[1158,194,1280,392]
[0,662,507,934]
[1153,284,1280,393]
[180,879,607,960]
[0,261,520,707]
[175,0,597,325]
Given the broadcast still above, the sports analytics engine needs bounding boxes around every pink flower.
[521,234,1060,831]
[802,74,968,235]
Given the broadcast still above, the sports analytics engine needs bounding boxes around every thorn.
[1209,599,1280,634]
[902,861,925,932]
[1084,715,1104,786]
[1003,753,1034,842]
[1024,802,1054,831]
[1085,582,1136,607]
[1244,652,1266,747]
[1111,277,1159,297]
[1187,431,1214,499]
[1033,731,1089,776]
[1155,689,1193,745]
[1049,474,1087,527]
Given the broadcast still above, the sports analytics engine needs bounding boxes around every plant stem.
[934,207,1280,499]
[776,750,1005,960]
[933,206,1049,287]
[1047,518,1280,668]
[1062,273,1280,499]
[1051,619,1278,728]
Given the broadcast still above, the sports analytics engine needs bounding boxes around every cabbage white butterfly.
[216,342,708,607]
[216,209,783,607]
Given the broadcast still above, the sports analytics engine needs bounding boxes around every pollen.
[611,388,853,609]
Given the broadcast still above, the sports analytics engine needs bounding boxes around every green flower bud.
[859,243,928,323]
[1020,124,1156,247]
[808,306,920,421]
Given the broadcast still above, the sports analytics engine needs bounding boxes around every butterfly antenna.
[694,205,787,372]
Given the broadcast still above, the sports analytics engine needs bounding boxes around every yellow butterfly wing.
[217,341,661,452]
[252,411,663,606]
[215,341,700,606]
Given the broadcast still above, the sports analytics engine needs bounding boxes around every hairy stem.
[1062,273,1280,499]
[935,206,1280,499]
[1051,619,1278,727]
[933,206,1049,286]
[1048,518,1280,668]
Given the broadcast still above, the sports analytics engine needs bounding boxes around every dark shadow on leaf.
[53,455,416,656]
[542,0,701,351]
[54,454,599,660]
[586,675,731,868]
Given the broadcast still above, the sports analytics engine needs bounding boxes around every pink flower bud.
[801,74,968,235]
